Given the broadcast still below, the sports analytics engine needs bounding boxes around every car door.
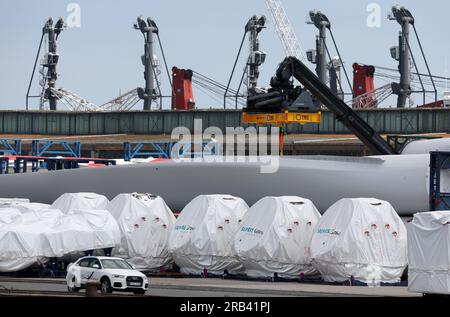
[77,258,92,285]
[88,258,103,282]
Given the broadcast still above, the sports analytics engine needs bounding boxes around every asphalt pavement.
[0,276,420,297]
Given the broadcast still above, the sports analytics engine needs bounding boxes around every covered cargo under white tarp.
[0,201,50,213]
[408,211,450,295]
[12,203,51,213]
[50,192,109,213]
[0,198,30,204]
[233,196,321,279]
[310,198,407,284]
[0,207,120,272]
[0,258,41,272]
[106,193,176,271]
[0,208,46,272]
[57,209,121,254]
[169,194,249,275]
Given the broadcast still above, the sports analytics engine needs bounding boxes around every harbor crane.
[224,15,268,108]
[244,57,397,155]
[26,17,65,111]
[133,16,173,110]
[265,0,306,62]
[134,16,161,110]
[26,15,172,112]
[242,1,320,152]
[224,0,307,109]
[306,10,352,99]
[388,6,437,107]
[26,17,138,112]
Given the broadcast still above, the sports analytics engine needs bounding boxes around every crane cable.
[191,71,246,107]
[328,28,353,92]
[26,32,45,110]
[156,33,174,95]
[224,31,248,108]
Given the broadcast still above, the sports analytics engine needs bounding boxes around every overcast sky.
[0,0,448,110]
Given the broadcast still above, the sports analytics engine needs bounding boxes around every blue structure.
[31,140,81,157]
[11,156,116,173]
[123,140,219,161]
[0,137,116,174]
[124,141,173,160]
[0,138,22,156]
[429,151,450,211]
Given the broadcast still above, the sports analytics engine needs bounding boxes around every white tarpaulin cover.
[169,194,249,275]
[408,211,450,295]
[0,208,43,272]
[106,193,176,270]
[0,198,30,204]
[51,192,109,213]
[310,198,407,284]
[0,201,50,213]
[233,196,321,279]
[0,206,120,272]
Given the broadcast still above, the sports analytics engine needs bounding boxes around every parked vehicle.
[66,256,148,295]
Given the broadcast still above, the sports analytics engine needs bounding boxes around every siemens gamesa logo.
[175,225,195,231]
[241,226,264,235]
[317,228,341,236]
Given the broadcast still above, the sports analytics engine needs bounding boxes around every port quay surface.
[0,276,419,297]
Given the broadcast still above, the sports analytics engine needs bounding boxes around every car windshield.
[100,259,133,270]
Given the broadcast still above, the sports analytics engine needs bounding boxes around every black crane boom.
[261,56,398,155]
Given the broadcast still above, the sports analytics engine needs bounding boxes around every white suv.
[66,256,149,295]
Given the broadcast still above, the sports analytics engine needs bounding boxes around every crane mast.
[265,0,306,62]
[246,15,267,96]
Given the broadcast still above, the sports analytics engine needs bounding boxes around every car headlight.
[113,275,126,279]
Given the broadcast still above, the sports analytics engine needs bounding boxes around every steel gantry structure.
[265,0,306,62]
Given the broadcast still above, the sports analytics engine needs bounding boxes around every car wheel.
[100,278,112,294]
[133,289,146,295]
[67,285,80,293]
[67,276,80,293]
